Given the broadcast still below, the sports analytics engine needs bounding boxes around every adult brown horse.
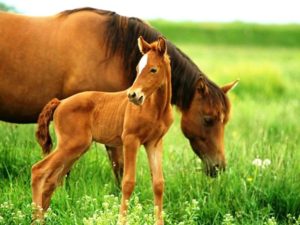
[0,8,238,179]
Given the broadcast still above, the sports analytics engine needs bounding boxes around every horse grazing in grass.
[0,8,238,179]
[32,37,172,225]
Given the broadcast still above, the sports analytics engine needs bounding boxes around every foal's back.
[54,91,128,148]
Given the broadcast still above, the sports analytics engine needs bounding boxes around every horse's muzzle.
[205,163,225,177]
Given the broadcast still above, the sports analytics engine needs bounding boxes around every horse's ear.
[138,36,151,54]
[157,36,167,56]
[221,79,239,94]
[197,78,209,96]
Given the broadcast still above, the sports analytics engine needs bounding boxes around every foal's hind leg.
[31,137,91,220]
[106,145,124,185]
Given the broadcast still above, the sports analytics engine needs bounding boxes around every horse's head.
[181,79,238,177]
[128,36,170,105]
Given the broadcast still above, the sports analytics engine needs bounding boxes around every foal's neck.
[147,72,172,119]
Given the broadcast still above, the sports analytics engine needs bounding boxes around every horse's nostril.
[214,164,225,172]
[199,136,206,142]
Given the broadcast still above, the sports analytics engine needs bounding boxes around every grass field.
[0,22,300,225]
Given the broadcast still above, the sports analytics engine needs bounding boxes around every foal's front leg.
[145,139,164,225]
[119,135,140,224]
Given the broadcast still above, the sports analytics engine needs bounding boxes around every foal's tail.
[36,98,61,156]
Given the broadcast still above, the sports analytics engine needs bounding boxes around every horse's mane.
[60,8,229,113]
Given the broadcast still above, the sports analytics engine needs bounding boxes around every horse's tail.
[36,98,61,156]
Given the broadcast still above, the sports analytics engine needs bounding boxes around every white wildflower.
[222,213,235,225]
[265,216,277,225]
[192,199,199,205]
[252,158,271,169]
[102,202,109,209]
[16,210,25,219]
[252,158,262,167]
[263,159,271,168]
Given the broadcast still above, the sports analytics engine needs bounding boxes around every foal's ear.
[157,37,167,56]
[138,36,151,54]
[221,79,239,94]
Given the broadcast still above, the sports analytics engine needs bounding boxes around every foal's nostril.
[138,95,144,102]
[128,92,136,99]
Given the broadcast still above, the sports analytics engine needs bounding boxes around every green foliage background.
[0,17,299,224]
[0,2,16,12]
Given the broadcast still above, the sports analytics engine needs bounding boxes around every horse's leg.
[145,139,164,225]
[119,135,140,224]
[31,139,91,221]
[105,145,124,185]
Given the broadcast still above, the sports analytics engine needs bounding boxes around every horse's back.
[0,10,128,123]
[0,13,62,122]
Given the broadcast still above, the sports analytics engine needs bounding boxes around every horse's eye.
[150,67,157,73]
[203,116,214,127]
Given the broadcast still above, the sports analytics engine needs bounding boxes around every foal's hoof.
[156,220,164,225]
[31,206,45,224]
[31,218,45,225]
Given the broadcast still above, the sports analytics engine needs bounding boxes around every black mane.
[60,7,228,111]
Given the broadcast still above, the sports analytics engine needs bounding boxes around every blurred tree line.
[0,2,16,12]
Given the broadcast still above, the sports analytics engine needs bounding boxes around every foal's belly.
[92,135,123,147]
[90,92,127,147]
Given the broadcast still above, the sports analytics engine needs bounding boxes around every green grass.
[1,22,300,224]
[151,20,300,47]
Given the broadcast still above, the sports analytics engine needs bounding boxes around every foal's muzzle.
[127,89,145,105]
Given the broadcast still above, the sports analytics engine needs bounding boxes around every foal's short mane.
[60,7,229,114]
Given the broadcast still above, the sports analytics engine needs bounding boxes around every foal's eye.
[150,67,157,73]
[203,116,214,127]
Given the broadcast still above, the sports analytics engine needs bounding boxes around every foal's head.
[127,36,170,105]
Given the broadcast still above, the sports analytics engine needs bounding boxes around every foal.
[31,36,173,225]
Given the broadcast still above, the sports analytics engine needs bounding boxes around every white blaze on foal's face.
[137,54,148,76]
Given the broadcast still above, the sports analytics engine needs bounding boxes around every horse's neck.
[168,45,200,110]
